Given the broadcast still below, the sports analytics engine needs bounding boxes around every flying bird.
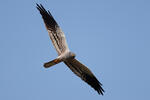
[36,4,104,95]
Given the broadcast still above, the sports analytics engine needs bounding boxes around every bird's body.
[36,4,104,95]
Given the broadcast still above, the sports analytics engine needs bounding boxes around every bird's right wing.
[64,59,104,95]
[36,4,69,55]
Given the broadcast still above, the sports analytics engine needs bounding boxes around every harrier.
[36,4,104,95]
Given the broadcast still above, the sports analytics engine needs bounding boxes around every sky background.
[0,0,150,100]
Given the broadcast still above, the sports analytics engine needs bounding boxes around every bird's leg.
[44,58,62,68]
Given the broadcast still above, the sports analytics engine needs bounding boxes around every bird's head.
[69,52,76,59]
[67,52,76,59]
[60,51,76,61]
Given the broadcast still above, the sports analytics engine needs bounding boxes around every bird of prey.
[36,4,104,95]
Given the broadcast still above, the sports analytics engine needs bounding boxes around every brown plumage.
[36,3,104,95]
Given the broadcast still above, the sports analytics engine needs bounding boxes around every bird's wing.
[36,4,69,55]
[64,58,104,95]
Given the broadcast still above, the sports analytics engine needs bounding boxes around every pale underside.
[37,4,104,95]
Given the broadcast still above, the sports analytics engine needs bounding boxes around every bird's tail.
[44,58,62,68]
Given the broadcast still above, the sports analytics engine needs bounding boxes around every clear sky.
[0,0,150,100]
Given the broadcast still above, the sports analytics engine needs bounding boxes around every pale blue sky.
[0,0,150,100]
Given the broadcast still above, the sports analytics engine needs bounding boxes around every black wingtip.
[36,3,46,13]
[36,3,42,10]
[84,73,105,95]
[36,3,58,29]
[36,3,52,17]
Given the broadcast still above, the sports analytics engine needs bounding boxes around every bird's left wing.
[64,59,104,95]
[36,4,69,55]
